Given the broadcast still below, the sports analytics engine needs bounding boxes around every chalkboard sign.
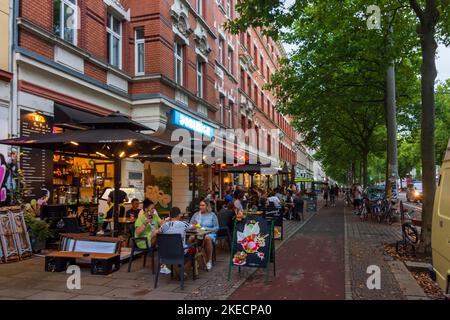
[307,197,317,212]
[19,110,54,202]
[228,216,275,283]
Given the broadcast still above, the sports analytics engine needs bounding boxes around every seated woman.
[190,200,219,271]
[134,198,162,249]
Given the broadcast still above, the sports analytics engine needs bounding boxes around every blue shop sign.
[172,110,214,137]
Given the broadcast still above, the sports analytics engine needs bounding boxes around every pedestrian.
[329,186,336,207]
[323,184,329,207]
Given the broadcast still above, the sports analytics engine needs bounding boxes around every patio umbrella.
[79,111,150,131]
[0,127,174,237]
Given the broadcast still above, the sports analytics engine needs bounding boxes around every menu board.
[231,216,273,269]
[20,110,54,202]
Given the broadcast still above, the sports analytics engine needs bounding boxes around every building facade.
[7,0,300,211]
[0,0,12,157]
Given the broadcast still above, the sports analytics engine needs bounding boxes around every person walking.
[329,186,336,207]
[323,184,329,207]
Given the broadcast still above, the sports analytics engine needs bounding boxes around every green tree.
[227,0,449,252]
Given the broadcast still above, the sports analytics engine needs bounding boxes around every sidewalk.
[0,210,317,300]
[229,200,429,300]
[345,205,428,300]
[229,201,344,300]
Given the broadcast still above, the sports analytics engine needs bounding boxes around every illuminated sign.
[172,110,214,137]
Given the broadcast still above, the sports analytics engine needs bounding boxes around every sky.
[436,44,450,82]
[282,42,450,83]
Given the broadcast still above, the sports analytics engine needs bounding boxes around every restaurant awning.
[220,163,283,175]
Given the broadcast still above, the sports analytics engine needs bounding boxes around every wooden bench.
[45,251,120,275]
[45,234,122,275]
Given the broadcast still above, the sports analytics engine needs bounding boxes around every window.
[247,119,252,144]
[255,126,259,150]
[260,55,264,76]
[54,0,77,45]
[196,0,203,16]
[241,114,246,131]
[267,133,271,156]
[219,95,225,123]
[246,32,251,51]
[107,13,122,68]
[254,45,257,63]
[261,92,264,110]
[254,85,258,106]
[240,68,245,90]
[227,0,232,18]
[267,66,270,81]
[247,75,251,95]
[174,42,184,85]
[228,48,233,74]
[218,38,224,65]
[228,102,233,128]
[135,28,145,75]
[266,98,270,115]
[197,59,204,98]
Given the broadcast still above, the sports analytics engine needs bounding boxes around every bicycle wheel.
[402,222,419,244]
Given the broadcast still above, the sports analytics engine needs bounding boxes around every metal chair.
[127,223,156,274]
[154,234,197,290]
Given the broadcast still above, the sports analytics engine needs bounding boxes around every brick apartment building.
[2,0,301,210]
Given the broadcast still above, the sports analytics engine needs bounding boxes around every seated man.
[126,198,140,220]
[158,207,198,276]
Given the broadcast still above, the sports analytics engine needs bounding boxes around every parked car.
[364,185,385,201]
[406,182,423,202]
[432,138,450,294]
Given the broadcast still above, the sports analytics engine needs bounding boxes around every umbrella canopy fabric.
[0,129,173,158]
[221,163,281,174]
[79,111,152,131]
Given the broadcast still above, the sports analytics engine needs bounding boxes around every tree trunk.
[351,161,356,185]
[386,62,399,198]
[412,1,439,252]
[386,13,399,199]
[360,153,368,189]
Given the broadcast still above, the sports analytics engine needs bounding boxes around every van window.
[438,169,450,218]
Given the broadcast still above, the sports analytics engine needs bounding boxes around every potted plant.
[24,213,52,253]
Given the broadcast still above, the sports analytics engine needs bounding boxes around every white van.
[432,139,450,295]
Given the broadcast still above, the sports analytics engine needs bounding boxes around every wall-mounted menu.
[20,110,54,202]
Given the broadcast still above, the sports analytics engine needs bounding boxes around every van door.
[432,161,450,292]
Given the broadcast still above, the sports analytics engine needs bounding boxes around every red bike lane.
[228,203,345,300]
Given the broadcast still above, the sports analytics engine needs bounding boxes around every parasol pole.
[112,153,121,238]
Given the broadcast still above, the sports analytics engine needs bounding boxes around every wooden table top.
[46,251,119,259]
[186,229,212,237]
[103,218,135,224]
[60,233,122,242]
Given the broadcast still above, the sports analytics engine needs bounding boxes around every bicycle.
[396,201,420,253]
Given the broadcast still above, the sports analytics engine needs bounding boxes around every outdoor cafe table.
[104,218,135,235]
[186,229,212,239]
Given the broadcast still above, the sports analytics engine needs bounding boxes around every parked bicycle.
[396,201,420,253]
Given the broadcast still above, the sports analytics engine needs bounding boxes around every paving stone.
[0,288,41,299]
[26,291,78,300]
[66,284,115,296]
[69,295,117,300]
[104,278,149,289]
[103,288,154,299]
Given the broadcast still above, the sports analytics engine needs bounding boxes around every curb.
[343,206,353,300]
